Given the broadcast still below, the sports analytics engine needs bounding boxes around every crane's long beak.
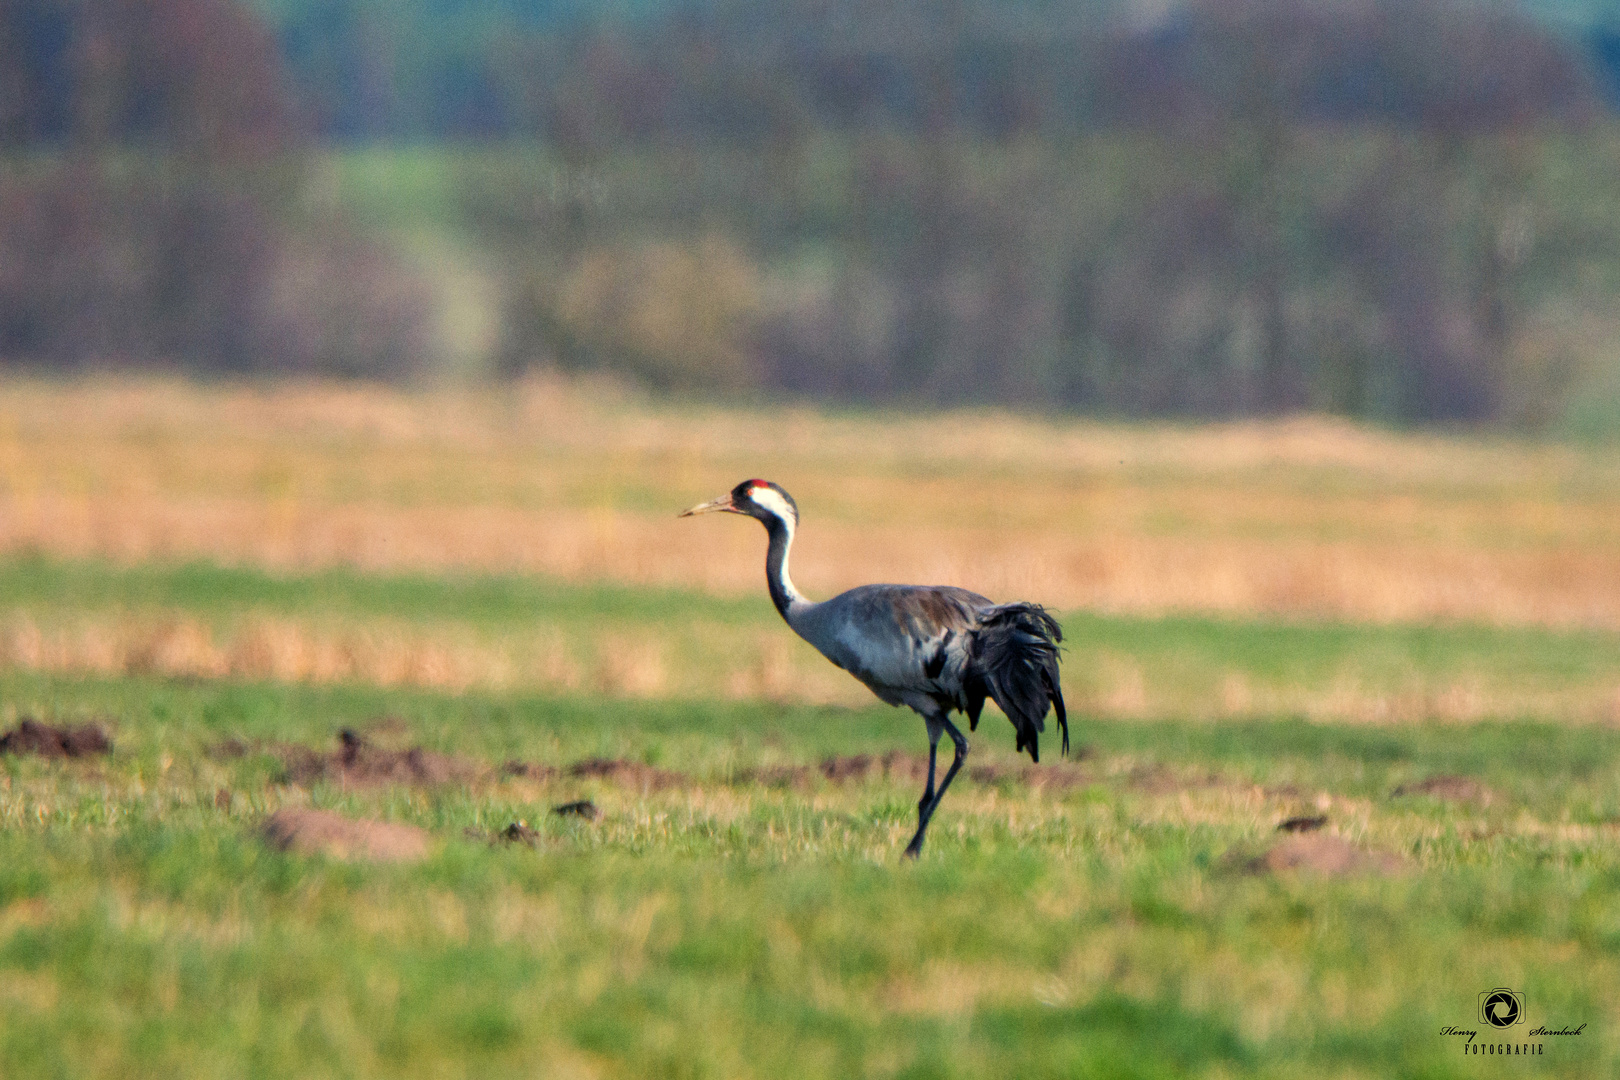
[679,494,740,517]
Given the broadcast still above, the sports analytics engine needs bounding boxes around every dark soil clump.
[1277,815,1329,833]
[820,751,931,784]
[565,757,685,790]
[270,729,481,788]
[0,718,111,758]
[499,821,542,845]
[336,728,477,785]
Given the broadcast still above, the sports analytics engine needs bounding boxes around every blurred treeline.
[5,0,1620,426]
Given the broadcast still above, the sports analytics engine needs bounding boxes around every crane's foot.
[902,828,927,858]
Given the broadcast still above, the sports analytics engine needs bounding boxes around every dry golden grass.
[0,377,1617,723]
[0,610,873,704]
[0,374,1617,628]
[6,608,1616,723]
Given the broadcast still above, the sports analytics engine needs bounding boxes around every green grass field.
[3,556,1619,1078]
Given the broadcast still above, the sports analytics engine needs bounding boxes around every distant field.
[0,377,1617,629]
[2,377,1619,1077]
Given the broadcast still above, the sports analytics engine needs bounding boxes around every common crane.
[682,479,1067,857]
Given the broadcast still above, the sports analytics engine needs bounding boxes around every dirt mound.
[0,718,111,758]
[1391,775,1494,802]
[1247,834,1406,876]
[268,729,481,788]
[337,729,478,785]
[261,808,431,862]
[819,751,933,784]
[564,757,685,790]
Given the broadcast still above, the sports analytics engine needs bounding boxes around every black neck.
[763,516,795,620]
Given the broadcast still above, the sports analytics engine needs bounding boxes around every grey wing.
[791,584,990,706]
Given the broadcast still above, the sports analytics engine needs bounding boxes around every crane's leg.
[913,716,942,824]
[903,715,968,858]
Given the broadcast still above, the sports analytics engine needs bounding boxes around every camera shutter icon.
[1480,988,1524,1028]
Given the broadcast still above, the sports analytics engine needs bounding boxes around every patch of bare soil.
[0,718,111,758]
[1245,834,1406,876]
[263,729,482,788]
[1391,775,1495,803]
[563,757,685,790]
[261,808,431,862]
[819,751,934,784]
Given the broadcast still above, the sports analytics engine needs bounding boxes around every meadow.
[1,377,1619,1077]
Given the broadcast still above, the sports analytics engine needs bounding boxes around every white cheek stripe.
[752,486,796,527]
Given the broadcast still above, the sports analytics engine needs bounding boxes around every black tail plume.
[971,603,1067,763]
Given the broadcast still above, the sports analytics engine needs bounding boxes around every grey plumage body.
[683,479,1067,856]
[790,584,985,713]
